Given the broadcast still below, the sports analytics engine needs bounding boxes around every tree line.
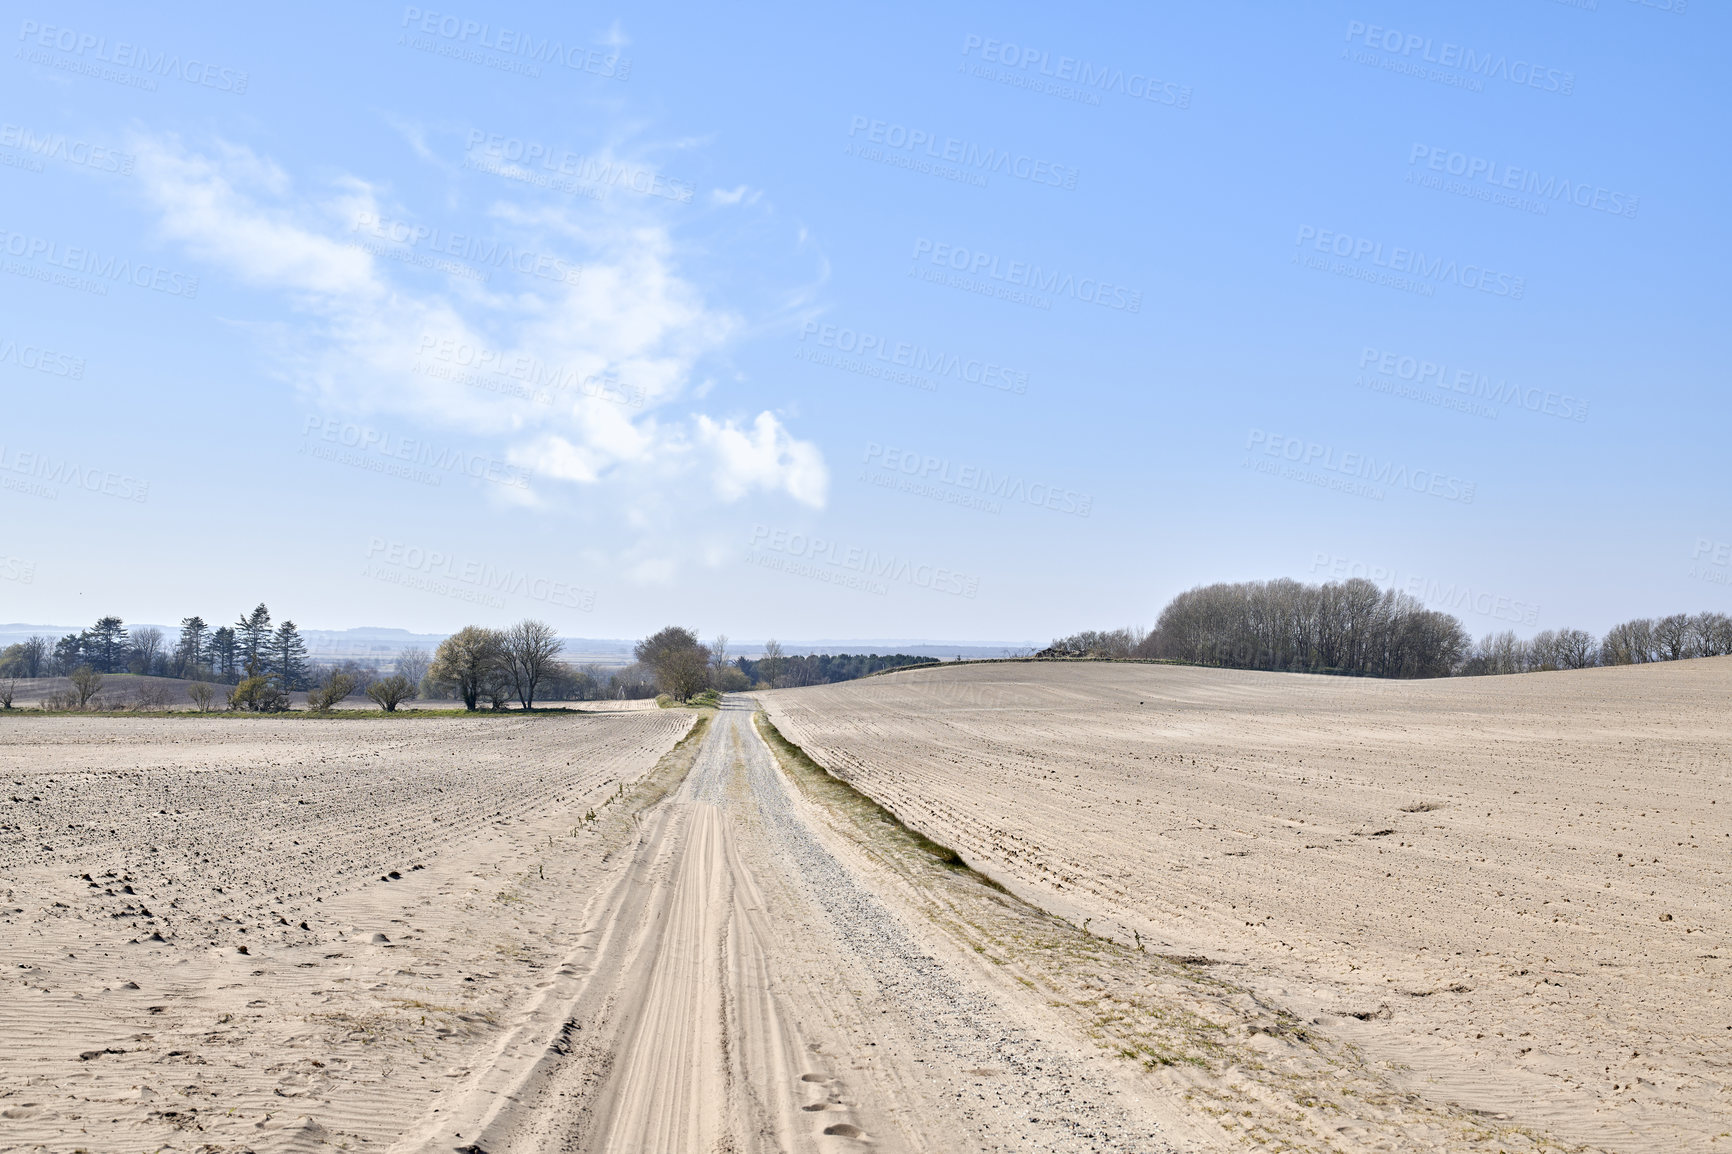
[0,605,312,686]
[0,611,929,712]
[1045,578,1732,678]
[626,627,936,700]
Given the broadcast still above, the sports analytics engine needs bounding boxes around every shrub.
[307,673,357,712]
[69,665,104,709]
[187,682,216,712]
[230,675,289,713]
[366,675,416,712]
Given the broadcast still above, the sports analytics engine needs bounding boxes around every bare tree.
[187,682,216,712]
[1149,579,1465,678]
[20,636,48,678]
[759,638,785,689]
[1599,618,1657,665]
[0,679,15,710]
[70,665,104,709]
[130,627,165,674]
[710,634,730,678]
[366,675,416,712]
[500,620,563,709]
[1554,629,1598,669]
[1653,614,1694,661]
[394,646,432,692]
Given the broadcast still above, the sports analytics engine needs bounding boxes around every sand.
[7,660,1726,1153]
[0,711,695,1153]
[761,658,1732,1152]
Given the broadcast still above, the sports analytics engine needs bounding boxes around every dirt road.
[407,697,1171,1154]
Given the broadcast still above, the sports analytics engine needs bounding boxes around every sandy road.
[406,698,1172,1154]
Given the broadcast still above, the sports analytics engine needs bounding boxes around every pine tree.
[270,621,309,690]
[209,627,239,682]
[175,616,209,678]
[53,633,84,675]
[88,616,129,673]
[236,604,271,677]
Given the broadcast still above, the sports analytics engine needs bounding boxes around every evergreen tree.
[270,621,309,690]
[209,627,239,682]
[174,616,209,677]
[236,604,271,676]
[52,633,83,675]
[88,616,128,673]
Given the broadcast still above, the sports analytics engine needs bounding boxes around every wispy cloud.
[130,133,826,515]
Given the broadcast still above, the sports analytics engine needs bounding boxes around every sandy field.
[761,658,1732,1152]
[6,660,1726,1153]
[0,710,696,1153]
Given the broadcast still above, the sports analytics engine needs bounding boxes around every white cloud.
[696,412,828,508]
[128,133,827,522]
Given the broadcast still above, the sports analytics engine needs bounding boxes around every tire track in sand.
[398,698,1171,1154]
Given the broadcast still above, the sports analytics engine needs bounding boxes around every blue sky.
[0,0,1725,644]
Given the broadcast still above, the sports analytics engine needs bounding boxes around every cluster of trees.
[424,621,564,710]
[1047,579,1732,680]
[623,628,935,701]
[0,605,312,687]
[1110,578,1469,678]
[732,649,935,687]
[1458,611,1732,675]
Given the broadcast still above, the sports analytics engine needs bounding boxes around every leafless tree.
[1554,629,1598,669]
[394,646,432,692]
[500,620,563,709]
[130,627,165,674]
[1652,613,1693,661]
[1148,578,1466,678]
[0,679,15,710]
[759,638,785,689]
[1599,618,1657,665]
[187,682,216,712]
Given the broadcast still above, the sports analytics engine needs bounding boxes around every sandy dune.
[761,658,1732,1152]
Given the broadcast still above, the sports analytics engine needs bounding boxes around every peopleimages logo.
[798,322,1027,394]
[1310,553,1539,626]
[960,34,1191,108]
[16,20,249,93]
[0,336,84,379]
[1342,20,1574,96]
[863,443,1091,517]
[748,525,980,598]
[365,537,596,610]
[399,8,630,79]
[0,122,134,174]
[1295,226,1524,300]
[846,115,1080,190]
[351,213,581,285]
[911,238,1142,312]
[1245,429,1476,504]
[0,228,199,298]
[0,443,149,502]
[1357,346,1588,422]
[1407,145,1638,219]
